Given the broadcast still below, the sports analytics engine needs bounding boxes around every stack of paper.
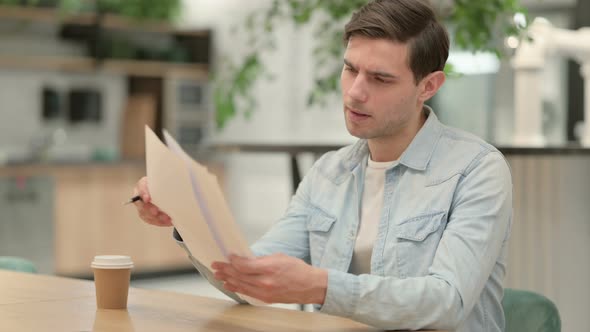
[144,126,262,305]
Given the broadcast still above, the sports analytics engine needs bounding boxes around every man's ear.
[418,71,445,103]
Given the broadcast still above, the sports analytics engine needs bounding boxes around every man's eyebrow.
[343,58,398,80]
[343,58,357,70]
[369,70,398,80]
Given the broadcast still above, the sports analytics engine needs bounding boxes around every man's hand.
[211,254,328,305]
[133,176,173,227]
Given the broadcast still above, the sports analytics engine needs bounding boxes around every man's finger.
[229,255,273,274]
[211,261,231,271]
[217,265,278,291]
[218,263,252,279]
[137,208,163,226]
[149,205,159,216]
[138,177,151,203]
[138,209,149,220]
[156,214,173,226]
[219,269,263,289]
[134,199,144,210]
[225,278,273,304]
[144,215,161,226]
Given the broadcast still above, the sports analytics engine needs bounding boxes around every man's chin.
[345,126,370,139]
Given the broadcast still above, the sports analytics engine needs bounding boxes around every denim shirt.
[251,107,513,331]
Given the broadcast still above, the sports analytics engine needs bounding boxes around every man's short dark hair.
[344,0,449,84]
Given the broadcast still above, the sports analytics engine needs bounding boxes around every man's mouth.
[347,107,371,120]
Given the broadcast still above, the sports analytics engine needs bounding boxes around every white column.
[510,18,551,147]
[580,63,590,146]
[512,63,546,146]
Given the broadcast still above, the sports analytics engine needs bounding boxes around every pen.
[124,195,142,205]
[125,195,178,236]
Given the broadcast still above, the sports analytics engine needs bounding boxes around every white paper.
[146,126,263,305]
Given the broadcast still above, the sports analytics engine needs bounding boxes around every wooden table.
[0,270,447,331]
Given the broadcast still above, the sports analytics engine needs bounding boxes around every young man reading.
[134,1,512,330]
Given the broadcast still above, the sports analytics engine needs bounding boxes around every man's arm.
[319,151,512,330]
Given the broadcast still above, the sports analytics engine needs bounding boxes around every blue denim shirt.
[251,107,513,331]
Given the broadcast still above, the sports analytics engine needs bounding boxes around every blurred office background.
[0,0,588,331]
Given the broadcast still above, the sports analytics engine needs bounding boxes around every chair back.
[503,288,561,332]
[0,256,37,273]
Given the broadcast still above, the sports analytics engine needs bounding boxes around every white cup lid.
[91,255,134,269]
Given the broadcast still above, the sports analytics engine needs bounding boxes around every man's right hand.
[133,176,173,227]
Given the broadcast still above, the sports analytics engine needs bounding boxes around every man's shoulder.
[439,124,498,154]
[312,142,365,180]
[429,125,507,180]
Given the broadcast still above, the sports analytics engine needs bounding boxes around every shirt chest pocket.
[394,211,447,278]
[306,209,336,267]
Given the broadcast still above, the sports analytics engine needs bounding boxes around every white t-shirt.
[348,157,398,275]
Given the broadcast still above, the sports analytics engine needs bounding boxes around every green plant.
[214,0,527,128]
[0,0,180,21]
[97,0,181,21]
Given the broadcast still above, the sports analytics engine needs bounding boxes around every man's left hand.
[211,253,328,304]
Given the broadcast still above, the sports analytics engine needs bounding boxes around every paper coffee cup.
[91,255,134,309]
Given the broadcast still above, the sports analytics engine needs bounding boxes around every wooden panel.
[0,163,226,276]
[0,55,95,72]
[504,155,590,332]
[52,164,191,276]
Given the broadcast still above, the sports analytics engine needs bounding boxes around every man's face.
[341,36,424,140]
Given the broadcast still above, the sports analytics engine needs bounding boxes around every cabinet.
[0,4,213,160]
[0,176,54,273]
[0,162,224,277]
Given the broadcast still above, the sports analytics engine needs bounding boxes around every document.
[145,126,263,305]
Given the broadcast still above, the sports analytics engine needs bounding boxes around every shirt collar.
[343,106,442,172]
[398,105,442,171]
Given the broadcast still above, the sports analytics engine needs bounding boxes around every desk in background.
[213,142,344,193]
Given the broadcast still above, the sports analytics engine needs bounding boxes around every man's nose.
[346,75,369,103]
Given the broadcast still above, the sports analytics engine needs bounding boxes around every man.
[134,0,512,331]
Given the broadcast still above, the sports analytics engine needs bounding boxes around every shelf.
[0,5,208,36]
[100,14,209,37]
[0,5,95,25]
[0,55,208,78]
[0,55,94,72]
[0,5,210,77]
[102,59,208,78]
